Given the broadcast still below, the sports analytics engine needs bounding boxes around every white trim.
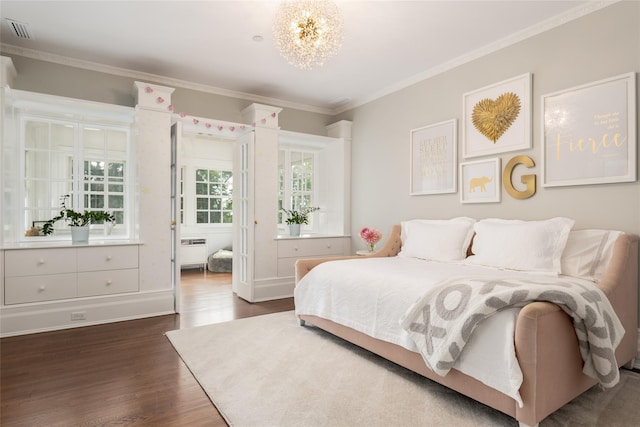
[0,290,174,337]
[252,276,295,302]
[0,44,332,115]
[0,1,616,115]
[334,0,618,114]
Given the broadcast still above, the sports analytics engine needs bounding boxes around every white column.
[240,103,282,297]
[326,120,353,235]
[1,56,18,246]
[133,81,175,293]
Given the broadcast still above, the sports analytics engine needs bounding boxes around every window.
[278,149,316,226]
[21,118,131,239]
[195,168,233,224]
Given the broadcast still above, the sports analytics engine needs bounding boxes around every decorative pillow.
[561,229,622,282]
[466,217,575,274]
[398,217,475,262]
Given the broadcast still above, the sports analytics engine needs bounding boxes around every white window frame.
[278,147,319,232]
[7,90,135,243]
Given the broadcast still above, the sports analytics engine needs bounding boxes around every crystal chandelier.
[272,0,344,70]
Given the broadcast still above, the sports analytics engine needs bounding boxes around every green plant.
[281,206,319,225]
[41,194,115,236]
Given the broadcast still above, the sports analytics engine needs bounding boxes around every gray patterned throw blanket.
[399,275,624,389]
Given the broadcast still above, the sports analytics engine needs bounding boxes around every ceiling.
[0,1,603,114]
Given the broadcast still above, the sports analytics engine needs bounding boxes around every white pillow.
[467,217,575,274]
[561,229,622,282]
[398,217,475,262]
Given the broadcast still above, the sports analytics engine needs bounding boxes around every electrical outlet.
[71,311,86,321]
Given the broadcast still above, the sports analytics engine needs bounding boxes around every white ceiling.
[1,1,604,114]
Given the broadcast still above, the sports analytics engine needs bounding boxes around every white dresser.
[276,236,351,277]
[4,244,139,305]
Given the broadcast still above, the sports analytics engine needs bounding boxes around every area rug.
[166,311,640,427]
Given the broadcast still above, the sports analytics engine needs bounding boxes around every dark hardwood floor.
[0,270,294,426]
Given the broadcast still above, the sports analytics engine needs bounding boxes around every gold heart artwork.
[471,92,521,143]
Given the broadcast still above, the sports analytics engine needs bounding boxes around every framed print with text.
[463,73,531,158]
[541,72,636,187]
[460,158,501,204]
[410,119,457,195]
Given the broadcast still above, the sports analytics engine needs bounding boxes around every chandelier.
[272,0,344,70]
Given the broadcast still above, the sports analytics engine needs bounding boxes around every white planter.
[289,224,301,237]
[71,225,90,244]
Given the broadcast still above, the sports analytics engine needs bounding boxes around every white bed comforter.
[294,257,600,406]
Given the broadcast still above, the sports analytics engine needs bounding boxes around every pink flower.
[193,118,199,124]
[145,86,153,93]
[205,123,212,129]
[229,126,235,132]
[167,105,174,111]
[156,96,164,103]
[359,227,382,245]
[179,112,186,118]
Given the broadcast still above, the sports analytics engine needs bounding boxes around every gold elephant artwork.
[469,175,493,192]
[471,92,521,143]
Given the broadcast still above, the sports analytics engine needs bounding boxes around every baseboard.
[253,276,294,302]
[0,290,175,337]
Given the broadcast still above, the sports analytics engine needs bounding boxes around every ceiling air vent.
[6,18,33,40]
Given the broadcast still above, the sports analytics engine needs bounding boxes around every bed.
[294,217,638,427]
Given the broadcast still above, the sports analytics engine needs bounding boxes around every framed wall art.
[410,119,457,195]
[541,72,636,187]
[460,158,501,204]
[463,73,531,158]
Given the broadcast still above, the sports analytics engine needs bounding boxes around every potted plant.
[42,195,115,243]
[281,206,319,236]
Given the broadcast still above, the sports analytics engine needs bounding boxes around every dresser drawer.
[277,238,345,258]
[77,269,139,297]
[77,246,139,272]
[5,273,77,304]
[5,248,77,277]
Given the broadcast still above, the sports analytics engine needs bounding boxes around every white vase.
[289,224,301,237]
[71,225,90,244]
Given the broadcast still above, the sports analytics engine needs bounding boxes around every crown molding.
[334,0,619,114]
[0,43,334,116]
[1,0,618,117]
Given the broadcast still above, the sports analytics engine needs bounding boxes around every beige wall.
[339,1,639,236]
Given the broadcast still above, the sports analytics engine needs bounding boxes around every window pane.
[210,198,221,210]
[25,121,49,149]
[196,169,208,181]
[223,212,233,223]
[196,198,208,210]
[196,212,208,223]
[83,128,104,151]
[195,183,207,195]
[210,212,221,223]
[25,150,49,179]
[108,195,124,209]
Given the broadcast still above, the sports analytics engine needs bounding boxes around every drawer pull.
[294,247,298,251]
[37,259,45,265]
[326,245,332,248]
[38,285,46,292]
[106,255,113,261]
[106,280,113,286]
